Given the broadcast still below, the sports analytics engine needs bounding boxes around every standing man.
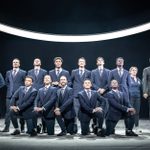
[49,57,71,87]
[105,80,138,136]
[71,57,91,133]
[142,61,150,119]
[1,58,26,132]
[55,76,75,136]
[34,75,57,135]
[28,58,47,133]
[78,79,106,136]
[0,72,5,88]
[10,76,37,136]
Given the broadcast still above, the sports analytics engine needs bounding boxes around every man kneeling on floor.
[78,79,106,137]
[10,76,37,136]
[105,79,138,136]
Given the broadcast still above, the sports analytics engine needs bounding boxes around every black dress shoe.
[57,131,67,136]
[73,124,78,134]
[37,124,42,134]
[126,130,138,136]
[97,129,105,137]
[1,128,9,132]
[29,130,37,137]
[11,130,20,135]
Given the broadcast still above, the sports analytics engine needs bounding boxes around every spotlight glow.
[0,22,150,42]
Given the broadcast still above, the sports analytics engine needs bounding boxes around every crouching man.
[34,75,57,135]
[78,79,106,137]
[10,76,37,136]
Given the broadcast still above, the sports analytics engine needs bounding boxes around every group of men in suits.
[0,56,149,137]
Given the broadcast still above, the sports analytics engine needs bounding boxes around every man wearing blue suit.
[78,79,106,136]
[55,76,75,136]
[71,57,91,133]
[49,57,71,87]
[34,75,57,135]
[28,58,47,90]
[1,58,26,132]
[105,80,138,136]
[10,76,37,136]
[28,58,47,133]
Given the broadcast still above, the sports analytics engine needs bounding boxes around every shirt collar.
[13,68,19,72]
[34,66,40,70]
[61,85,67,90]
[45,84,50,89]
[55,68,62,72]
[98,66,104,70]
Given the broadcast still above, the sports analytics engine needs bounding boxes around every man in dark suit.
[55,75,75,136]
[0,72,5,88]
[28,58,47,133]
[71,57,91,133]
[10,76,37,136]
[1,58,26,132]
[78,79,106,136]
[34,75,57,135]
[105,80,138,136]
[142,60,150,119]
[49,57,71,87]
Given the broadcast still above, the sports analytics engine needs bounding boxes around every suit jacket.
[91,68,110,91]
[0,73,5,88]
[71,69,91,97]
[10,86,37,119]
[34,86,57,118]
[49,69,71,87]
[56,86,75,119]
[5,69,26,98]
[78,90,106,122]
[106,90,131,121]
[142,67,150,96]
[28,68,47,90]
[109,68,130,99]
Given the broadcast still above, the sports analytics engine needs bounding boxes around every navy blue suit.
[91,68,110,92]
[109,68,130,100]
[78,90,106,135]
[34,86,57,135]
[105,90,134,135]
[0,73,5,88]
[4,69,26,129]
[49,69,71,87]
[28,68,47,90]
[10,86,37,134]
[56,86,75,134]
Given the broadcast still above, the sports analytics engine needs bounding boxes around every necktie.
[99,69,103,77]
[56,69,60,77]
[12,69,17,78]
[35,69,39,76]
[60,88,64,96]
[116,91,120,98]
[87,90,91,99]
[44,87,48,95]
[79,70,83,77]
[24,87,28,94]
[118,69,122,77]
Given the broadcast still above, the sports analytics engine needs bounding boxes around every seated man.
[34,75,57,135]
[10,76,37,136]
[78,79,106,137]
[105,79,138,136]
[55,75,76,136]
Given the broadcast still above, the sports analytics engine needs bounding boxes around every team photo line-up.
[0,56,149,137]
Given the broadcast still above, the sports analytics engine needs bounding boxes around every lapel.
[21,87,32,103]
[112,90,122,104]
[11,69,20,81]
[43,86,52,102]
[83,90,91,106]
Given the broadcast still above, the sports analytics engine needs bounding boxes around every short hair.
[129,66,138,72]
[59,75,67,81]
[116,57,124,61]
[83,78,92,83]
[96,57,104,62]
[53,57,63,63]
[25,76,34,82]
[78,57,86,62]
[13,58,20,63]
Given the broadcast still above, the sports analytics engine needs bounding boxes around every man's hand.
[52,81,59,86]
[143,93,148,99]
[34,107,44,112]
[10,106,19,112]
[127,108,136,115]
[97,88,105,94]
[92,107,103,113]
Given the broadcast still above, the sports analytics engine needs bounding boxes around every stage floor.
[0,119,150,150]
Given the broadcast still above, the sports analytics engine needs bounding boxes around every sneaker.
[97,128,105,137]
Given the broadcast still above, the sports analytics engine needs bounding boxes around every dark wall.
[0,31,150,118]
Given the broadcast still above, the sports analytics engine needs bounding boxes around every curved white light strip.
[0,22,150,42]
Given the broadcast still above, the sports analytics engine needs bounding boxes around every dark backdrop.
[0,0,150,118]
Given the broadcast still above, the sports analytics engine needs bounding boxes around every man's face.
[59,76,67,86]
[83,80,92,89]
[44,75,51,85]
[97,58,104,66]
[34,58,41,66]
[111,80,119,89]
[116,58,124,67]
[130,68,138,76]
[54,59,62,68]
[78,59,86,68]
[25,78,33,87]
[12,59,20,68]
